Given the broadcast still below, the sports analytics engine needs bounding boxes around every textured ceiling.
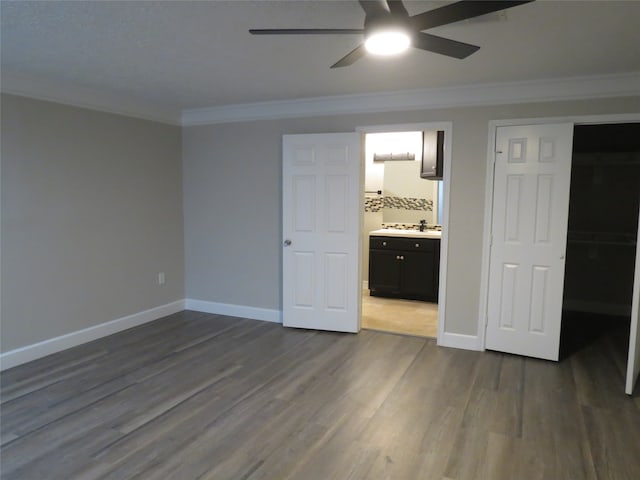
[2,0,640,113]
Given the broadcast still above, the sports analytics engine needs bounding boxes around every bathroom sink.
[369,228,441,239]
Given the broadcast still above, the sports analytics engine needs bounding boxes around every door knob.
[284,239,292,246]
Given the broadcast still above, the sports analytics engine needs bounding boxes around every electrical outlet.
[158,272,165,285]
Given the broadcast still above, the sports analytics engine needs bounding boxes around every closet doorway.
[482,116,640,394]
[561,123,640,361]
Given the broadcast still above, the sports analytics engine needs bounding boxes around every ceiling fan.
[250,0,533,68]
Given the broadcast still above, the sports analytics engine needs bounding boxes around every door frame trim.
[356,121,453,344]
[626,207,640,394]
[479,113,640,351]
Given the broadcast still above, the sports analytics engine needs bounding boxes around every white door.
[485,123,574,361]
[625,208,640,394]
[282,133,362,332]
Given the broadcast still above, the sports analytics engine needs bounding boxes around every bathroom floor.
[361,290,438,338]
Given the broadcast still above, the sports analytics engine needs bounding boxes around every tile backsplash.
[364,196,384,213]
[381,223,442,231]
[364,195,433,213]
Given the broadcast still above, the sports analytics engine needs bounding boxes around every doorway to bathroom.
[358,123,451,339]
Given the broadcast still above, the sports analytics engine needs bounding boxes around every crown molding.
[3,71,638,127]
[1,71,182,125]
[182,72,640,126]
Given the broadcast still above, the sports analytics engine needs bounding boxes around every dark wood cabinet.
[369,236,440,302]
[421,130,445,180]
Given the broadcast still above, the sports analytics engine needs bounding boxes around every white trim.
[626,208,640,394]
[437,332,482,351]
[356,121,453,134]
[479,113,640,354]
[185,298,282,324]
[182,72,640,126]
[2,72,181,125]
[435,123,453,349]
[0,300,185,371]
[477,121,499,352]
[4,72,637,127]
[488,113,640,128]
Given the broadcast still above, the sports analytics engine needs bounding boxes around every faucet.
[419,219,427,232]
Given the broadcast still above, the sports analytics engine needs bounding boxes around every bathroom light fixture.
[373,152,415,162]
[364,29,411,56]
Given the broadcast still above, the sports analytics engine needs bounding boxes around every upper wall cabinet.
[421,130,444,180]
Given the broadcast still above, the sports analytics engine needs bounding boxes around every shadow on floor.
[559,310,630,361]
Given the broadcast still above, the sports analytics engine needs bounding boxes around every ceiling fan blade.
[358,0,389,17]
[249,29,363,35]
[411,1,534,31]
[387,0,409,17]
[331,44,367,68]
[413,32,480,59]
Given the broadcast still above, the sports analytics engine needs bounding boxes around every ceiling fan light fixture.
[364,29,411,56]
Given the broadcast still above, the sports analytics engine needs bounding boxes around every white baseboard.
[0,300,185,371]
[185,298,282,324]
[437,331,483,351]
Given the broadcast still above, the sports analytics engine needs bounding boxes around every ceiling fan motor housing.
[364,10,411,40]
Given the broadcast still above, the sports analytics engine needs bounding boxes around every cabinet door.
[402,251,435,299]
[369,250,401,293]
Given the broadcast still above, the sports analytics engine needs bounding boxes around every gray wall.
[183,96,640,336]
[1,94,184,352]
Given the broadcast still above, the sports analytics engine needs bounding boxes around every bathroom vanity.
[368,229,441,302]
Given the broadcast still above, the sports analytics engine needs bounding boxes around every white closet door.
[486,123,574,361]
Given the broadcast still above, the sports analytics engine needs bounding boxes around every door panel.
[369,250,401,292]
[293,175,316,232]
[486,123,574,361]
[325,253,348,311]
[402,251,433,297]
[292,252,314,308]
[282,133,361,332]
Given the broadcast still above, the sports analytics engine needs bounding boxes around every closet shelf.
[567,231,637,247]
[572,151,640,166]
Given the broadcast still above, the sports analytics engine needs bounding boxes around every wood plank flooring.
[1,310,639,480]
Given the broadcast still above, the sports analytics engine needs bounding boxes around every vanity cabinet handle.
[415,243,420,248]
[382,241,387,246]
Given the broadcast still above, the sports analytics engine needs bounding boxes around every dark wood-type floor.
[1,311,639,480]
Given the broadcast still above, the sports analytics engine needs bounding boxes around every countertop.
[369,228,442,239]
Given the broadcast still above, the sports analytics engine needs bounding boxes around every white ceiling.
[2,0,640,122]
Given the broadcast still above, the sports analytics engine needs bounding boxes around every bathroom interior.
[361,130,443,338]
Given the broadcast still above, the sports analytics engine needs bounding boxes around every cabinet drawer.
[370,236,436,252]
